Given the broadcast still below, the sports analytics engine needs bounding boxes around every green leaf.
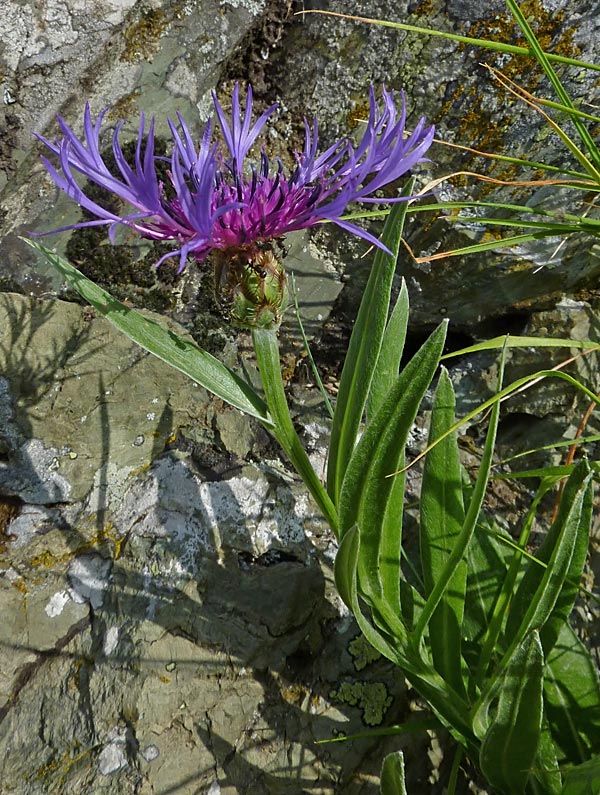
[25,239,270,424]
[531,719,563,795]
[462,516,511,647]
[412,341,506,654]
[544,622,600,764]
[504,462,593,653]
[540,471,593,654]
[475,464,593,738]
[368,278,409,420]
[338,322,447,612]
[333,527,475,748]
[559,756,600,795]
[327,187,414,506]
[380,751,407,795]
[252,328,338,534]
[420,368,467,696]
[442,334,600,359]
[479,630,544,795]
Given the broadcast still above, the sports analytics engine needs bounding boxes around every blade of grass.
[505,0,600,172]
[298,10,600,74]
[289,273,334,420]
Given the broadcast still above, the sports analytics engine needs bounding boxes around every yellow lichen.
[120,8,169,63]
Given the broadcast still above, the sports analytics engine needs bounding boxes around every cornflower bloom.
[36,84,434,328]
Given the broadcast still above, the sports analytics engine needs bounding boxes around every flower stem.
[252,328,339,534]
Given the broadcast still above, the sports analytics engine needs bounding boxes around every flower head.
[36,85,433,328]
[36,84,434,270]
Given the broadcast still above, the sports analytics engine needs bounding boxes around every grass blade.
[299,10,600,73]
[505,0,600,173]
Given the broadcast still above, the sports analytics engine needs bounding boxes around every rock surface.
[0,292,432,794]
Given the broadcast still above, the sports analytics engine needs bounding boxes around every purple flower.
[36,84,434,272]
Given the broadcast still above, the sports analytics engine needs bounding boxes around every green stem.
[252,328,339,534]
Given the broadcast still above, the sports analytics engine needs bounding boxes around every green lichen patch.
[330,680,393,727]
[348,634,381,672]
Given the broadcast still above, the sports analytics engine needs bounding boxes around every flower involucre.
[36,84,434,328]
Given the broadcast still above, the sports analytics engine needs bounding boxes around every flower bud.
[213,243,288,330]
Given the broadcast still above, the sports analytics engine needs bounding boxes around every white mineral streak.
[44,589,72,618]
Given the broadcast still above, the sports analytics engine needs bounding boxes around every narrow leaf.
[26,239,270,423]
[327,187,414,506]
[504,462,593,652]
[540,472,593,653]
[368,278,409,420]
[442,334,600,359]
[380,751,407,795]
[505,0,600,175]
[420,368,466,696]
[544,622,600,764]
[338,322,447,614]
[480,630,544,795]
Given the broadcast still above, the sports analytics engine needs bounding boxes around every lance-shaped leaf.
[380,751,407,795]
[479,630,544,795]
[420,368,466,696]
[367,279,409,420]
[559,756,600,795]
[544,622,600,764]
[327,187,414,506]
[504,461,593,653]
[26,240,271,424]
[338,322,447,613]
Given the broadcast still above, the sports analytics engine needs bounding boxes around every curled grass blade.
[442,335,600,359]
[392,362,600,477]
